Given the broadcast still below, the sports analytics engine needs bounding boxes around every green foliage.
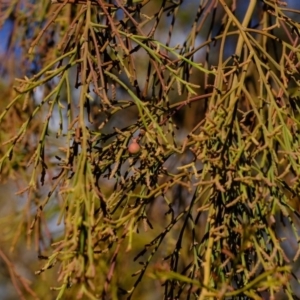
[1,0,300,299]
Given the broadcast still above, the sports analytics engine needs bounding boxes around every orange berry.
[128,139,140,154]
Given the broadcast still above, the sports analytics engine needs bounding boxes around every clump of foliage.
[1,0,300,299]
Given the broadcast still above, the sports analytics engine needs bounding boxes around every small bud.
[128,138,140,154]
